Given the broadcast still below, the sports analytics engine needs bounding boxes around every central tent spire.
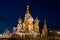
[26,5,30,14]
[27,5,29,11]
[25,0,30,15]
[24,4,32,22]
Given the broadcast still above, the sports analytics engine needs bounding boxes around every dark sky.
[0,0,60,33]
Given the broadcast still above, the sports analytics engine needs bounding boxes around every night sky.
[0,0,60,33]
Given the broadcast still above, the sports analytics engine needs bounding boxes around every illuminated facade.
[0,5,48,39]
[0,4,59,40]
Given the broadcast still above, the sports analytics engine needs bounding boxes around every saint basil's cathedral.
[0,5,48,40]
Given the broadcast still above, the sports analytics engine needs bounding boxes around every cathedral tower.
[17,18,22,32]
[34,17,40,33]
[24,5,34,32]
[24,5,32,25]
[41,19,48,38]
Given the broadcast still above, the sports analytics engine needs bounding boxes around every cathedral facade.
[0,5,48,39]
